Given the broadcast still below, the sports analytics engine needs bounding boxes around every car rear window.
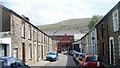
[79,54,85,57]
[48,52,56,55]
[86,56,96,62]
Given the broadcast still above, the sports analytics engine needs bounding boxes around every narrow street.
[1,1,120,68]
[42,53,78,68]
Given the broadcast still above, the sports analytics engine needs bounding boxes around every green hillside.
[37,18,90,32]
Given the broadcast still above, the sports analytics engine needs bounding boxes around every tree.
[88,15,103,29]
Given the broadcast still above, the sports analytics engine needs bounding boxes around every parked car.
[46,52,58,61]
[0,57,30,68]
[61,50,67,54]
[75,53,86,65]
[70,50,76,56]
[72,52,80,62]
[79,55,104,68]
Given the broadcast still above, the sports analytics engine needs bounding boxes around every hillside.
[37,18,90,35]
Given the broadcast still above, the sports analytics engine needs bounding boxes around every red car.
[79,55,104,68]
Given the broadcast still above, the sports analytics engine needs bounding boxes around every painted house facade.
[72,33,86,53]
[73,28,98,55]
[81,33,89,54]
[0,5,53,65]
[89,28,98,55]
[72,33,90,54]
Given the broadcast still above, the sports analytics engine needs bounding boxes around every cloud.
[0,0,120,25]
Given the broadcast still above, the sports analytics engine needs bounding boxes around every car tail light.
[84,62,88,66]
[97,62,100,66]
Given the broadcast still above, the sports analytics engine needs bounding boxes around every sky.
[0,0,120,26]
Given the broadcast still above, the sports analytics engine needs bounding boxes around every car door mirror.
[11,63,17,67]
[24,64,30,68]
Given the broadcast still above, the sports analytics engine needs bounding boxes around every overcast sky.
[0,0,120,26]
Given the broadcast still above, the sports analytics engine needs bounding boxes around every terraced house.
[72,28,98,55]
[0,5,53,65]
[72,1,120,67]
[96,1,120,67]
[81,1,120,67]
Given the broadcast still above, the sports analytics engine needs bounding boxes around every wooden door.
[22,43,25,63]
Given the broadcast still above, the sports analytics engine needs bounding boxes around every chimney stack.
[21,15,30,21]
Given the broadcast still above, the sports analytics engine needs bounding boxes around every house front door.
[41,45,43,59]
[109,37,115,65]
[0,44,7,56]
[22,43,25,63]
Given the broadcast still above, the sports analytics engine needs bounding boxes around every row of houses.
[0,5,55,65]
[72,1,120,67]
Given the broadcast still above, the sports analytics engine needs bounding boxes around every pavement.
[30,59,49,66]
[104,65,119,68]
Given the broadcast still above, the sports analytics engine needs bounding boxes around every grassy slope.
[37,18,90,32]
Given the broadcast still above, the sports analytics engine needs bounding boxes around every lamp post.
[53,31,58,51]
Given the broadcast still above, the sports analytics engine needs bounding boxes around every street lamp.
[54,31,58,41]
[53,31,58,51]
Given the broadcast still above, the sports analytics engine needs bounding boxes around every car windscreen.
[86,56,96,62]
[0,59,7,68]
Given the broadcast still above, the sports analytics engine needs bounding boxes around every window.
[38,32,41,42]
[86,56,96,62]
[33,30,37,41]
[29,44,32,59]
[0,44,8,57]
[97,28,99,40]
[33,30,35,41]
[118,36,120,59]
[44,46,45,55]
[21,21,25,38]
[41,33,43,43]
[12,20,15,35]
[44,35,46,44]
[37,45,40,58]
[113,10,119,32]
[93,46,95,54]
[101,24,104,38]
[28,25,31,40]
[47,37,49,45]
[92,33,95,44]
